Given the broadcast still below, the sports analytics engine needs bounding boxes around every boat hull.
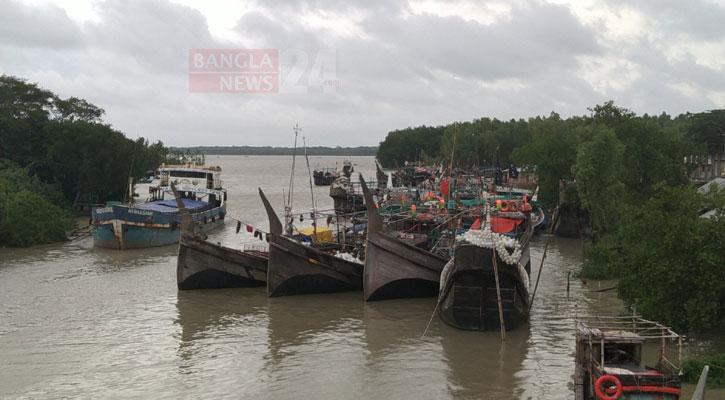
[92,203,225,250]
[439,243,531,331]
[364,232,448,301]
[177,234,267,290]
[266,234,363,297]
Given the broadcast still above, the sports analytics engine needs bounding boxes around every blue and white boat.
[92,162,227,249]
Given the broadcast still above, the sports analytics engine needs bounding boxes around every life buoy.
[509,201,519,212]
[500,200,510,212]
[595,375,622,400]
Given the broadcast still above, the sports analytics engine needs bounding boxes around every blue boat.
[92,163,227,249]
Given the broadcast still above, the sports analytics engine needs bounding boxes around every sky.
[2,0,724,147]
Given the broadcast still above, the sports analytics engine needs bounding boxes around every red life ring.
[509,201,519,212]
[500,200,510,212]
[595,375,622,400]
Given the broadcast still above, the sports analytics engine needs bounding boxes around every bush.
[0,189,75,247]
[681,353,725,386]
[579,237,622,279]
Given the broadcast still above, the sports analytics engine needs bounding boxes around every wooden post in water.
[492,248,506,340]
[566,271,571,300]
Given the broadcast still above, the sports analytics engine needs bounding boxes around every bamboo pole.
[528,206,559,314]
[492,248,506,340]
[286,124,300,234]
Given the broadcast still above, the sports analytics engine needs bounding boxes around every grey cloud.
[613,0,725,40]
[1,0,721,148]
[86,0,218,73]
[0,0,83,49]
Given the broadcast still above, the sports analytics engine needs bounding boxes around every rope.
[421,299,441,338]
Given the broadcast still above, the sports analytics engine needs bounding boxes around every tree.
[615,184,725,332]
[572,125,625,238]
[512,113,581,206]
[0,162,74,247]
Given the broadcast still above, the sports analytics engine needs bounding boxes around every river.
[0,155,720,399]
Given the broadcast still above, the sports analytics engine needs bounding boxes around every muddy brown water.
[1,156,721,399]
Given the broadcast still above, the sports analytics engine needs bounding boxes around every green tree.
[615,184,725,332]
[572,125,625,237]
[0,162,74,247]
[512,113,581,206]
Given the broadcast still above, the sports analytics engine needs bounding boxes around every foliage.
[0,162,74,247]
[572,125,625,237]
[614,184,725,332]
[377,125,444,167]
[682,109,725,155]
[512,113,581,206]
[579,237,622,279]
[681,353,725,386]
[0,75,171,247]
[0,189,74,247]
[0,75,168,203]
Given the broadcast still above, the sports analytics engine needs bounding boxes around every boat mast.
[447,123,457,203]
[286,124,301,235]
[303,136,319,243]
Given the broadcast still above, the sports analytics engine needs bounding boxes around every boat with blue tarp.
[92,162,227,249]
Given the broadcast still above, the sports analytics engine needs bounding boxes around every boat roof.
[158,163,221,172]
[136,198,209,213]
[576,315,679,341]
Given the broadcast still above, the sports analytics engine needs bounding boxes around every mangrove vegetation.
[377,102,725,333]
[0,75,169,247]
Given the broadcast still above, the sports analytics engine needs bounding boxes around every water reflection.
[441,324,529,399]
[175,288,268,361]
[264,292,367,400]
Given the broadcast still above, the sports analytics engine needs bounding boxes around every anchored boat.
[438,210,533,331]
[170,183,267,290]
[177,235,268,290]
[359,175,449,301]
[313,167,339,186]
[574,316,682,399]
[92,162,226,249]
[259,188,364,297]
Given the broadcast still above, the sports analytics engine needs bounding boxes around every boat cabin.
[575,316,682,400]
[151,163,226,206]
[158,163,222,190]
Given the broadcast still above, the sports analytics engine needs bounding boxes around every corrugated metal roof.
[698,177,725,194]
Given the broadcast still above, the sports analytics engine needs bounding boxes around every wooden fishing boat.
[531,205,546,232]
[574,316,682,400]
[177,234,268,290]
[171,184,267,290]
[329,176,365,215]
[359,176,448,301]
[313,167,338,186]
[438,213,533,331]
[259,188,364,297]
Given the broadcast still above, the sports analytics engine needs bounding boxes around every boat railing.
[243,243,269,253]
[576,315,683,372]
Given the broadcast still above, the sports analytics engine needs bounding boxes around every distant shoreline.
[173,146,378,156]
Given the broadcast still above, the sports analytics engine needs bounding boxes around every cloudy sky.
[2,0,724,147]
